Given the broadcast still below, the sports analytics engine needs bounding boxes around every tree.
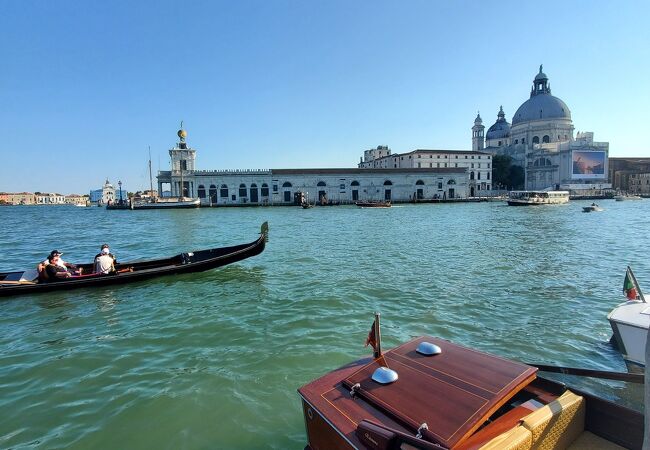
[492,155,512,188]
[492,154,524,190]
[508,165,525,190]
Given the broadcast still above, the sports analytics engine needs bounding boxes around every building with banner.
[473,66,610,193]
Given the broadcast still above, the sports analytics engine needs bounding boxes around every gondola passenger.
[94,244,116,274]
[44,253,74,281]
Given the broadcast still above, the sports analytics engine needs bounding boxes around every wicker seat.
[520,390,584,450]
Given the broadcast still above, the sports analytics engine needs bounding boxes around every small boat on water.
[106,199,131,210]
[582,203,603,212]
[356,200,391,208]
[0,222,268,297]
[131,197,200,209]
[507,190,569,206]
[298,314,643,450]
[614,194,642,201]
[608,266,647,368]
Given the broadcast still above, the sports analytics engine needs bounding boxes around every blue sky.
[1,0,648,194]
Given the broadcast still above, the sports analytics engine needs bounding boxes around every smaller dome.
[486,106,510,140]
[474,112,482,124]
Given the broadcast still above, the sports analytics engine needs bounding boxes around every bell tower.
[169,122,197,197]
[472,112,484,151]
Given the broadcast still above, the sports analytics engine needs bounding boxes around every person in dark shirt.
[45,253,73,281]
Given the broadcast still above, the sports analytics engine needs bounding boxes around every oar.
[527,363,644,384]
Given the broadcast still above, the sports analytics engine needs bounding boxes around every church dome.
[486,106,510,139]
[512,66,571,125]
[512,94,571,125]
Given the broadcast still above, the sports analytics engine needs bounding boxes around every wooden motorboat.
[0,222,268,298]
[298,315,643,450]
[355,201,391,208]
[582,203,603,212]
[608,266,647,368]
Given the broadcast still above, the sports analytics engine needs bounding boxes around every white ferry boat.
[507,190,570,206]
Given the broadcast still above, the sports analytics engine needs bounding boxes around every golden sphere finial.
[178,129,187,139]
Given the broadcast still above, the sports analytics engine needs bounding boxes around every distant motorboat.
[608,266,647,368]
[582,203,604,212]
[507,190,569,206]
[614,194,642,201]
[355,200,391,208]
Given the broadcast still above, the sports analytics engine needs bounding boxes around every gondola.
[298,314,643,450]
[0,222,268,298]
[355,200,391,208]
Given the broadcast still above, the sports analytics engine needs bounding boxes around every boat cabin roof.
[299,336,537,449]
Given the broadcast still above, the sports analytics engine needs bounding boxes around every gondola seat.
[521,390,584,449]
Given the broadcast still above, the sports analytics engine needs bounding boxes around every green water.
[0,201,647,449]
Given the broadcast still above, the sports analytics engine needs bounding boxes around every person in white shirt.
[94,244,116,274]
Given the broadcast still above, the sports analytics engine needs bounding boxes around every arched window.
[470,172,475,180]
[351,180,360,186]
[209,184,217,199]
[261,183,269,197]
[447,179,456,185]
[383,180,392,186]
[545,158,552,166]
[317,181,326,187]
[282,182,292,188]
[239,183,247,197]
[542,135,550,143]
[220,184,229,198]
[415,180,424,185]
[197,185,206,199]
[532,136,540,144]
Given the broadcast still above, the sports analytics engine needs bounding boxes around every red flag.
[623,269,638,300]
[365,320,377,351]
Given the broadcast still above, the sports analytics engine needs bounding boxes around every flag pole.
[374,312,382,358]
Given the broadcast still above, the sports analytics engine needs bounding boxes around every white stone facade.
[359,149,491,196]
[158,168,469,205]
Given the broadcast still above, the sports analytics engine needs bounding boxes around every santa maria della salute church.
[156,66,609,206]
[472,65,608,191]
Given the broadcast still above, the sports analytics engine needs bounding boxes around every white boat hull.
[132,198,200,209]
[607,300,649,366]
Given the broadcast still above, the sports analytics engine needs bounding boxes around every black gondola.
[0,222,268,298]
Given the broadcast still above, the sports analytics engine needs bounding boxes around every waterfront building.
[0,192,36,205]
[476,66,610,193]
[608,157,650,192]
[629,173,650,195]
[64,194,89,205]
[35,193,66,205]
[359,146,491,197]
[156,130,469,205]
[89,179,127,204]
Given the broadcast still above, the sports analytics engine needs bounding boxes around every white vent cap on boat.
[371,366,398,384]
[416,342,442,356]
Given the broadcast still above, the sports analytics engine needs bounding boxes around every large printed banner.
[572,150,606,179]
